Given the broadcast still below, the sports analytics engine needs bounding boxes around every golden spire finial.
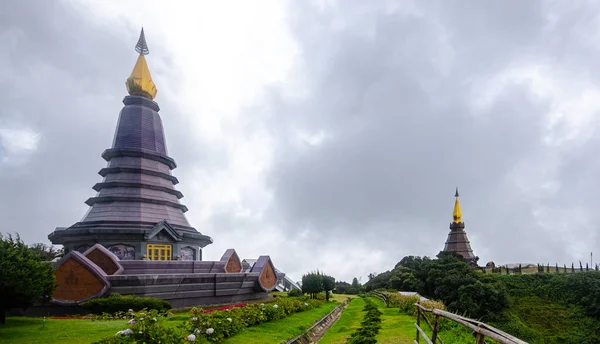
[452,187,462,223]
[126,27,157,99]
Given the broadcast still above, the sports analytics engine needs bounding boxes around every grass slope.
[371,298,415,344]
[223,301,339,344]
[319,297,366,344]
[0,317,126,344]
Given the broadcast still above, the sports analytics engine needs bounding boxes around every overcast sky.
[2,0,600,282]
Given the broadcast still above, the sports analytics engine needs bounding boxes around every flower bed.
[94,296,326,343]
[200,303,248,314]
[186,297,324,342]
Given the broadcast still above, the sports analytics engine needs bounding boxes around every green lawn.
[224,301,339,344]
[0,317,128,344]
[318,297,366,344]
[1,298,340,344]
[371,298,416,344]
[320,297,424,344]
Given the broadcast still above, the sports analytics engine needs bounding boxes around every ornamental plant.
[185,296,324,343]
[93,309,184,344]
[96,297,325,343]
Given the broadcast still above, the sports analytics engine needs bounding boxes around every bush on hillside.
[387,293,445,316]
[81,294,171,314]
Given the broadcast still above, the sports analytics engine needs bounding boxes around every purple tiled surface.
[112,96,167,155]
[50,95,210,240]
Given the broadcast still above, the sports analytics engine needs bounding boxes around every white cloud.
[0,126,41,165]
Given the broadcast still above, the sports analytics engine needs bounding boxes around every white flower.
[260,303,264,306]
[139,318,144,321]
[128,309,134,313]
[187,334,196,341]
[194,328,201,334]
[206,328,214,335]
[152,317,157,322]
[128,319,136,325]
[117,329,133,336]
[191,317,198,321]
[304,303,309,306]
[273,304,279,309]
[227,317,232,322]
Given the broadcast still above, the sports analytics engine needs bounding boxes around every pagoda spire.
[126,27,157,99]
[452,187,462,223]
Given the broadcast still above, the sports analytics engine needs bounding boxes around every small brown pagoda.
[443,188,479,265]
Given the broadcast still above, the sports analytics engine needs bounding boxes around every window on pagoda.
[146,244,172,261]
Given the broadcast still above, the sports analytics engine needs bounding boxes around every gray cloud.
[1,0,600,283]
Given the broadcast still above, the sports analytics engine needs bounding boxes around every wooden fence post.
[431,314,440,343]
[416,302,421,343]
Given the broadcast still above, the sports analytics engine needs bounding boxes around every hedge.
[80,294,171,314]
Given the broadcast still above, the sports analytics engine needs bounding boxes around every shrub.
[287,288,302,297]
[93,309,182,344]
[347,297,382,344]
[81,294,171,314]
[186,296,325,342]
[95,297,327,343]
[0,234,56,324]
[387,293,445,316]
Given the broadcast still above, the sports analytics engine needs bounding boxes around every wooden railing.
[414,303,528,344]
[368,291,389,307]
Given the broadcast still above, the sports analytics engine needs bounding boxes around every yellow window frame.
[147,244,172,261]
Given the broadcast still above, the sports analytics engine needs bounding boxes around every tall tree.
[301,272,323,299]
[0,234,56,324]
[322,275,336,301]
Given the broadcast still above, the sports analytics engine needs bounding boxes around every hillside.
[363,252,600,344]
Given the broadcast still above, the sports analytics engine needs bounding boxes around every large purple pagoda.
[48,29,213,261]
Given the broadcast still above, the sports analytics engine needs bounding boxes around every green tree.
[28,243,63,261]
[322,275,336,301]
[0,234,56,324]
[334,281,351,294]
[301,272,323,299]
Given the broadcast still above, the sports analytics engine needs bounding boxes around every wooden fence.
[369,290,388,307]
[414,302,528,344]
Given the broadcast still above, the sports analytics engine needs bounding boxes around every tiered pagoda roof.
[49,29,212,250]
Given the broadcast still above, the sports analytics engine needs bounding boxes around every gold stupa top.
[452,187,462,223]
[126,28,157,100]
